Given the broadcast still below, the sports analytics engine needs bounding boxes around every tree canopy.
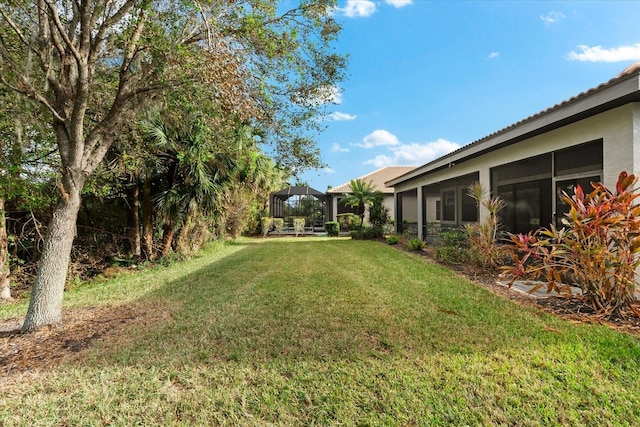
[0,0,346,331]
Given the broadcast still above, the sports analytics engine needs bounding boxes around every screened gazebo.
[269,186,327,231]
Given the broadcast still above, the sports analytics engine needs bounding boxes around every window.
[461,191,478,222]
[497,179,552,234]
[555,140,602,177]
[441,190,455,222]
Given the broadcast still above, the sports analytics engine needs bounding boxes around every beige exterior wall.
[393,103,639,238]
[401,193,418,222]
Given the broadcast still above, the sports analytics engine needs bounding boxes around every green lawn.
[2,238,640,425]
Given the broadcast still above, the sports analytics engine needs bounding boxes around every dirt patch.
[0,304,147,383]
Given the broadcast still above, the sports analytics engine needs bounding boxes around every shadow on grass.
[86,238,640,371]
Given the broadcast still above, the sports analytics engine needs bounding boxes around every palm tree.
[342,179,380,229]
[143,116,235,256]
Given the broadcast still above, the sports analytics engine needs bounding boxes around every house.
[386,63,640,238]
[326,166,416,225]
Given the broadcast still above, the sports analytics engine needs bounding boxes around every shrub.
[408,237,426,251]
[501,172,640,317]
[325,221,340,236]
[387,235,400,245]
[350,226,384,240]
[369,196,389,228]
[465,182,508,269]
[293,218,305,237]
[435,229,468,264]
[337,213,360,232]
[260,217,273,238]
[272,218,284,234]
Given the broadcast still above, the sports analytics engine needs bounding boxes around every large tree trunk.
[127,181,141,258]
[0,198,11,302]
[22,174,84,332]
[141,178,155,260]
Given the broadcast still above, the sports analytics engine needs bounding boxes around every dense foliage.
[325,221,339,236]
[465,182,507,269]
[0,0,346,329]
[502,172,640,317]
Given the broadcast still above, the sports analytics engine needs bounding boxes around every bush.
[369,197,389,228]
[293,218,305,237]
[408,237,426,251]
[386,235,400,245]
[465,182,508,269]
[325,221,340,236]
[502,171,640,317]
[260,217,273,238]
[337,213,360,232]
[435,229,468,264]
[350,226,384,240]
[272,218,284,234]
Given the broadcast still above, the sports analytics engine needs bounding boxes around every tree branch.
[44,1,83,63]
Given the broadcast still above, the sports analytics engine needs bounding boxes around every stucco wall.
[401,193,418,222]
[393,103,639,237]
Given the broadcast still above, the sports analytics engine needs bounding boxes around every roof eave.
[387,70,640,187]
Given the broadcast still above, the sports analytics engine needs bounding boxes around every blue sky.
[296,0,640,191]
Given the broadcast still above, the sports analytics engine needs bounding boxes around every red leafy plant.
[501,172,640,318]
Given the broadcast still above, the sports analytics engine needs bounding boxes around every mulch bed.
[0,304,146,384]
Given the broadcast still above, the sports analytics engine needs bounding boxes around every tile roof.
[327,166,416,194]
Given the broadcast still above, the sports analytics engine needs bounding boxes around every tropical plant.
[144,117,235,256]
[501,172,640,317]
[408,237,426,251]
[342,179,380,229]
[465,182,507,269]
[0,0,346,331]
[387,235,400,245]
[368,194,390,228]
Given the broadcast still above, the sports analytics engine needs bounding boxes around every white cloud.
[385,0,413,8]
[540,11,565,25]
[488,52,499,59]
[364,138,460,168]
[567,43,640,62]
[323,167,336,174]
[328,111,357,121]
[354,129,400,148]
[331,143,350,153]
[328,86,343,104]
[336,0,376,18]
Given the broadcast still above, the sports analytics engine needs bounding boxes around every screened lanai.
[269,186,327,231]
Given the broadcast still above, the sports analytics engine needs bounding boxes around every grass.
[2,237,640,425]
